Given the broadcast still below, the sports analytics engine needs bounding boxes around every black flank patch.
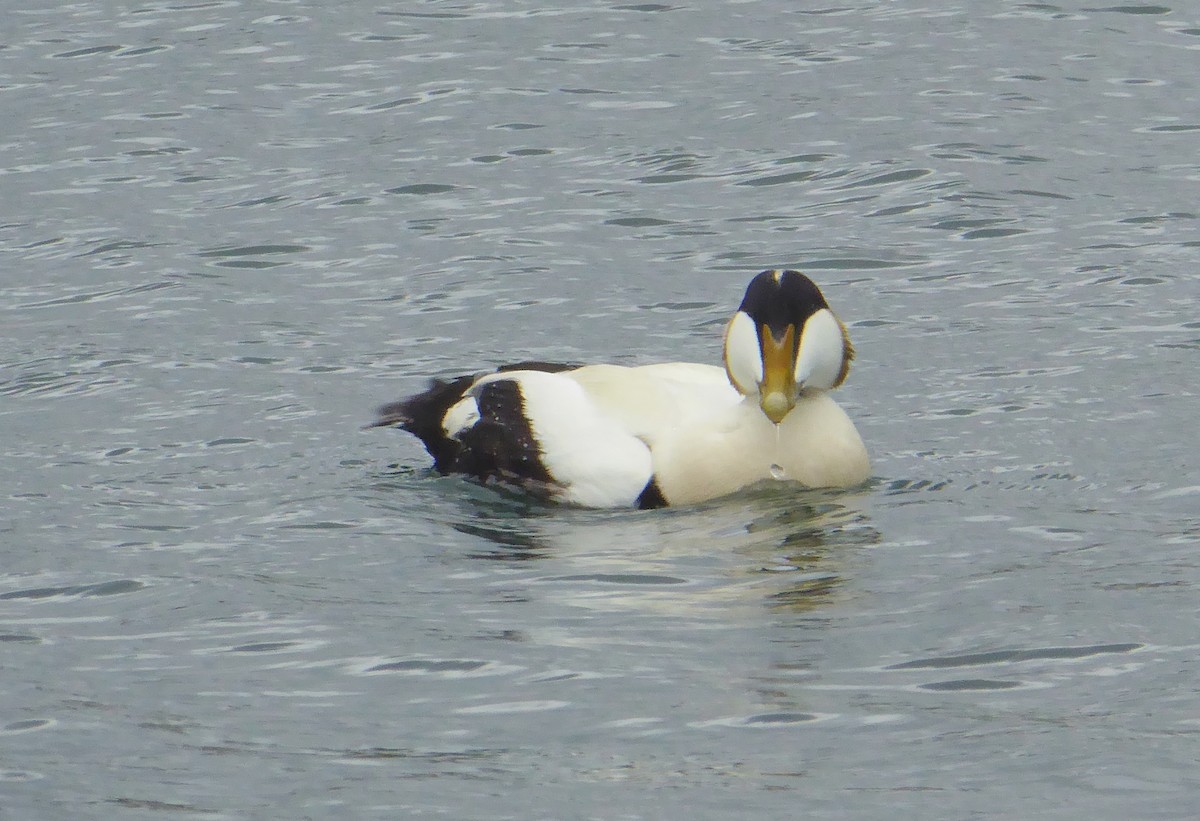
[455,379,557,490]
[635,477,668,510]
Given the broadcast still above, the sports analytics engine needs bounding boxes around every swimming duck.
[371,269,869,508]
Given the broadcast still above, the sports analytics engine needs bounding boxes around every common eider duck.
[371,269,869,508]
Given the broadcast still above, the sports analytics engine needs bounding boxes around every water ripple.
[0,579,146,600]
[886,643,1143,670]
[3,1,1199,816]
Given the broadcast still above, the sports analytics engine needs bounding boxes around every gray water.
[3,2,1198,818]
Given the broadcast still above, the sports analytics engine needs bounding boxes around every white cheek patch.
[724,311,763,395]
[794,308,844,391]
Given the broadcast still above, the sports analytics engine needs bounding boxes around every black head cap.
[737,270,830,341]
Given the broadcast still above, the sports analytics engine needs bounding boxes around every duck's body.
[373,270,869,508]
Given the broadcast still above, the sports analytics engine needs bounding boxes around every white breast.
[649,392,869,506]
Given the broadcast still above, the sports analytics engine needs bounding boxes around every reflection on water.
[360,468,880,623]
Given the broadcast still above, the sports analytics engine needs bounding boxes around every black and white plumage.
[372,270,869,509]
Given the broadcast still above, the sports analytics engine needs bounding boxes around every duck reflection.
[434,478,880,616]
[358,469,883,732]
[360,466,880,615]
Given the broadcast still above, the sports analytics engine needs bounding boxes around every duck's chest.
[649,395,869,505]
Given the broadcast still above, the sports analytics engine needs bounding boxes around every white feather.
[479,370,655,508]
[442,396,479,438]
[649,391,868,506]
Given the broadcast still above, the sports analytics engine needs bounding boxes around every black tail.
[370,374,476,472]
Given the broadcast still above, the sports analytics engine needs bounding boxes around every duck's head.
[723,269,854,424]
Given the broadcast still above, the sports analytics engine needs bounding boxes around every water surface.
[3,2,1198,819]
